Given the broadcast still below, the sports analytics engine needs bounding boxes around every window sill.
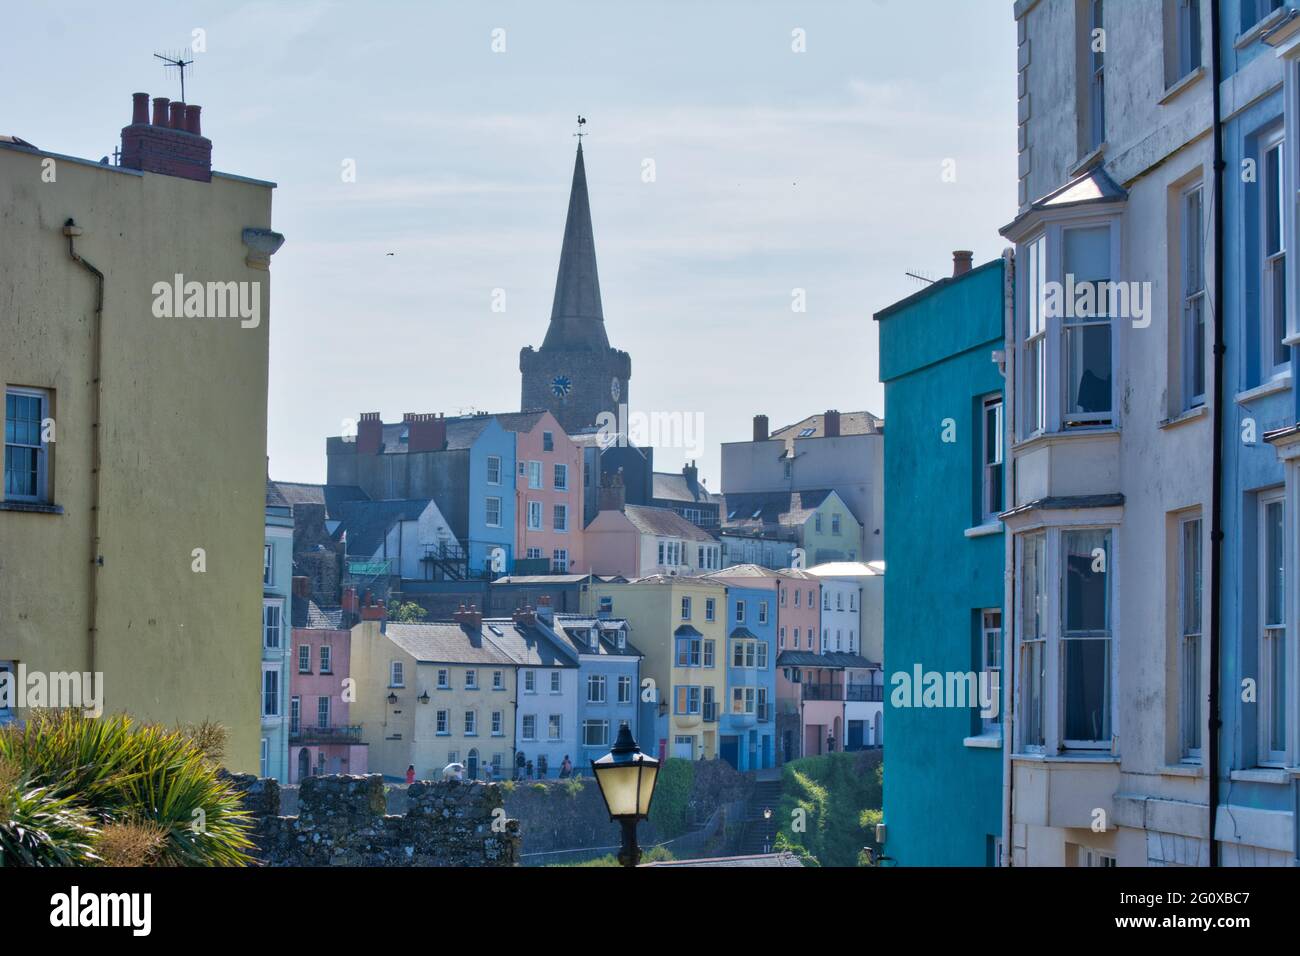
[963,734,1002,749]
[0,500,64,515]
[964,522,1003,538]
[1158,404,1208,430]
[1235,373,1292,404]
[1069,144,1106,179]
[1158,66,1206,105]
[1012,425,1120,454]
[1284,330,1300,348]
[1229,767,1290,785]
[1236,8,1291,49]
[1010,752,1120,764]
[1158,763,1204,778]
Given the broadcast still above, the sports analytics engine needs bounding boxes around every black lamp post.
[591,723,660,868]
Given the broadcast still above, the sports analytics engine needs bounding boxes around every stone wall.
[228,773,519,867]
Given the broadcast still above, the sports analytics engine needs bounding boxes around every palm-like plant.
[0,760,99,866]
[0,711,254,866]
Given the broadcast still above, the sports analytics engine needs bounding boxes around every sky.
[3,0,1018,490]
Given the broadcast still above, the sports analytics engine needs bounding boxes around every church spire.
[543,140,609,350]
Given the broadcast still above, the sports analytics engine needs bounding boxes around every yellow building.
[584,576,728,761]
[0,93,280,770]
[800,490,865,565]
[350,615,519,780]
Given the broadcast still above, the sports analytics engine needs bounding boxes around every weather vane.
[574,115,587,140]
[154,49,196,103]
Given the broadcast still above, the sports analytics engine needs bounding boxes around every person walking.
[405,764,416,785]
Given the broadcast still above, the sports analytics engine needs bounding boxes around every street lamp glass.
[591,724,659,820]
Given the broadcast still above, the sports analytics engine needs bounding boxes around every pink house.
[288,581,369,783]
[496,411,584,575]
[773,569,836,763]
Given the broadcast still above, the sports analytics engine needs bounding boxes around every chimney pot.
[953,250,974,277]
[184,104,202,136]
[168,101,186,130]
[152,97,170,126]
[131,92,149,125]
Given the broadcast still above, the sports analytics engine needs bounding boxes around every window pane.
[1264,501,1284,626]
[1064,530,1109,633]
[1063,637,1110,742]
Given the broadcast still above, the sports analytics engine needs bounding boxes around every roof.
[492,574,600,585]
[266,479,290,508]
[544,142,608,348]
[719,490,835,532]
[706,564,781,580]
[491,411,549,434]
[625,574,727,588]
[652,471,718,505]
[384,623,518,666]
[293,599,345,630]
[480,619,576,668]
[640,852,805,868]
[333,499,434,557]
[674,624,704,638]
[777,650,880,670]
[774,568,820,581]
[1001,165,1128,237]
[550,615,643,658]
[623,504,717,542]
[807,561,884,578]
[378,415,494,454]
[769,411,882,441]
[872,257,1005,322]
[729,627,760,640]
[271,481,370,516]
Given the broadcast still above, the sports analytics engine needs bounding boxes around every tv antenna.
[905,269,937,287]
[154,49,195,103]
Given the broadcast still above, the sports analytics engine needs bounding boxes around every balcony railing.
[846,684,884,702]
[291,724,363,745]
[802,683,844,701]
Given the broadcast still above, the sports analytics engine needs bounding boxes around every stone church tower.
[520,142,630,433]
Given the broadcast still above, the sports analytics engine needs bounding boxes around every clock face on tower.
[551,375,572,398]
[610,377,621,401]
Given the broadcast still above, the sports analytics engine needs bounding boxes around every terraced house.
[586,576,728,761]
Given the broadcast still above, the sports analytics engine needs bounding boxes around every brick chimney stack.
[535,594,554,625]
[291,576,312,599]
[454,604,484,629]
[360,592,387,622]
[753,414,769,442]
[953,250,974,277]
[683,460,698,492]
[403,412,447,453]
[512,605,538,628]
[824,409,841,438]
[356,412,383,455]
[120,91,212,183]
[341,587,359,626]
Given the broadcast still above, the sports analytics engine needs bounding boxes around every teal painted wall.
[877,259,1006,866]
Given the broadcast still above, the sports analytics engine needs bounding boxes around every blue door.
[720,736,739,769]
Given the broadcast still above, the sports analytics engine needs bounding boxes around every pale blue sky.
[4,0,1017,489]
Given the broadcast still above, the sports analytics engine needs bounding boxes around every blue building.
[715,582,777,770]
[873,252,1007,866]
[1215,2,1300,866]
[546,610,644,767]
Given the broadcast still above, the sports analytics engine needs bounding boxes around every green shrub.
[648,758,694,838]
[773,752,881,868]
[0,760,99,867]
[550,845,675,867]
[0,711,253,867]
[563,774,585,798]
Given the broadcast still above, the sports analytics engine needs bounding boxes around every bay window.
[1262,132,1290,380]
[1062,226,1114,427]
[1062,529,1112,747]
[1019,532,1047,750]
[1022,235,1048,437]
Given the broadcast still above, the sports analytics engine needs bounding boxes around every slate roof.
[769,411,882,441]
[375,415,493,454]
[776,650,880,670]
[674,624,704,638]
[729,627,760,641]
[385,623,518,666]
[333,499,433,557]
[719,490,834,532]
[544,142,607,347]
[652,472,718,504]
[706,564,781,580]
[623,504,717,542]
[272,481,370,516]
[266,479,290,508]
[480,619,576,667]
[549,615,643,658]
[293,599,345,630]
[492,411,549,433]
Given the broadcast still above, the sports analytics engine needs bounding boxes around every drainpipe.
[63,219,104,676]
[999,247,1015,866]
[1207,0,1225,868]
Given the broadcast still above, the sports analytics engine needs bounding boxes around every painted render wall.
[0,143,275,771]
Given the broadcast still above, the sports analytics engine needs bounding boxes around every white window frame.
[981,609,1003,736]
[492,711,504,736]
[319,644,332,674]
[522,714,537,741]
[548,714,562,740]
[550,671,561,694]
[465,710,477,736]
[390,661,405,688]
[261,664,281,718]
[1180,182,1208,409]
[485,496,502,528]
[584,719,609,747]
[528,460,543,490]
[552,548,568,572]
[289,696,300,734]
[618,675,633,704]
[1261,127,1290,381]
[553,503,568,533]
[1178,514,1203,762]
[264,543,274,586]
[554,462,568,490]
[588,674,607,704]
[486,454,502,485]
[263,600,283,650]
[1259,489,1288,766]
[298,644,311,673]
[527,500,543,531]
[437,668,450,689]
[982,396,1005,522]
[436,709,449,735]
[3,386,51,503]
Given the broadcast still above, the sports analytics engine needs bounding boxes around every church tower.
[520,141,631,433]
